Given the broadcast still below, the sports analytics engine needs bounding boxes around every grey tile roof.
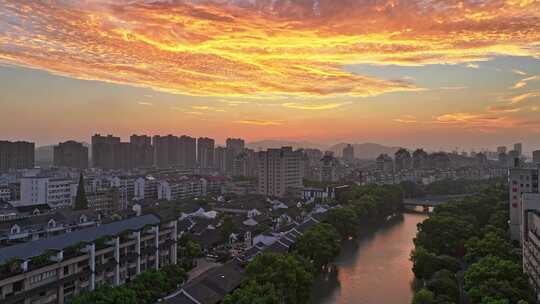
[165,260,245,304]
[0,214,160,263]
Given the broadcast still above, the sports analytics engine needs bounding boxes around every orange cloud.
[511,75,539,89]
[394,115,418,124]
[0,1,539,98]
[281,102,351,110]
[435,112,510,128]
[511,91,540,104]
[234,119,284,126]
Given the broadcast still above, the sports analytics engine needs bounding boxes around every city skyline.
[1,0,540,150]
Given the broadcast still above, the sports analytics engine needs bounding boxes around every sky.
[0,0,540,152]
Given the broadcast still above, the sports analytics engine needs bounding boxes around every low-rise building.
[158,177,206,201]
[134,176,159,201]
[0,209,99,245]
[0,214,178,304]
[20,177,75,208]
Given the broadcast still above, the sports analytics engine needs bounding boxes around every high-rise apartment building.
[376,154,394,173]
[130,135,154,168]
[233,149,258,177]
[197,137,215,169]
[0,141,35,172]
[394,148,412,172]
[179,135,197,169]
[412,149,428,169]
[343,144,354,163]
[225,138,245,174]
[514,143,523,156]
[533,150,540,165]
[320,152,340,182]
[497,146,507,155]
[91,134,121,169]
[258,147,303,197]
[214,146,227,173]
[53,141,88,169]
[153,135,179,168]
[226,138,245,155]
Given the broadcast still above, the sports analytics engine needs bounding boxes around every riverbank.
[312,213,428,304]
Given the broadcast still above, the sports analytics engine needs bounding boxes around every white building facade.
[20,177,74,208]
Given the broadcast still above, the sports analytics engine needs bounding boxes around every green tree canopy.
[414,214,475,256]
[70,285,137,304]
[223,281,280,304]
[294,223,341,271]
[464,231,514,263]
[464,256,534,303]
[413,288,435,304]
[74,172,88,210]
[245,253,314,304]
[324,207,359,238]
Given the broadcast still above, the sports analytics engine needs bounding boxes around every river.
[312,213,428,304]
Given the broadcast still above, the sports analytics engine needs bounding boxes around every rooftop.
[0,214,160,263]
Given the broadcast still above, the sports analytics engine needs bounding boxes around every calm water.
[312,213,428,304]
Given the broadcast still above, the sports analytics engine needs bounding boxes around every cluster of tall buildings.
[91,134,154,170]
[0,141,34,172]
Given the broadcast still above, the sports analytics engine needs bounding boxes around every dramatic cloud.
[1,0,539,98]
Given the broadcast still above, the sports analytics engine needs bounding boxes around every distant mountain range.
[247,140,401,159]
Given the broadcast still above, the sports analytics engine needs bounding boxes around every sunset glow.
[1,0,539,149]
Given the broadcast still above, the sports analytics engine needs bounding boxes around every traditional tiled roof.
[165,260,245,304]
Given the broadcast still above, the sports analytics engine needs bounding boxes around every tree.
[411,246,440,279]
[426,270,459,302]
[161,264,188,292]
[295,223,341,271]
[128,271,170,304]
[74,172,88,210]
[223,281,280,304]
[413,288,435,304]
[220,215,235,243]
[245,253,314,304]
[324,207,359,238]
[464,231,514,263]
[414,214,475,256]
[411,247,460,280]
[464,256,534,303]
[71,285,137,304]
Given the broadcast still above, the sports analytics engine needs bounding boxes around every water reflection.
[312,213,428,304]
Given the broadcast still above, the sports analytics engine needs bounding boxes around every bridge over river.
[403,194,469,213]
